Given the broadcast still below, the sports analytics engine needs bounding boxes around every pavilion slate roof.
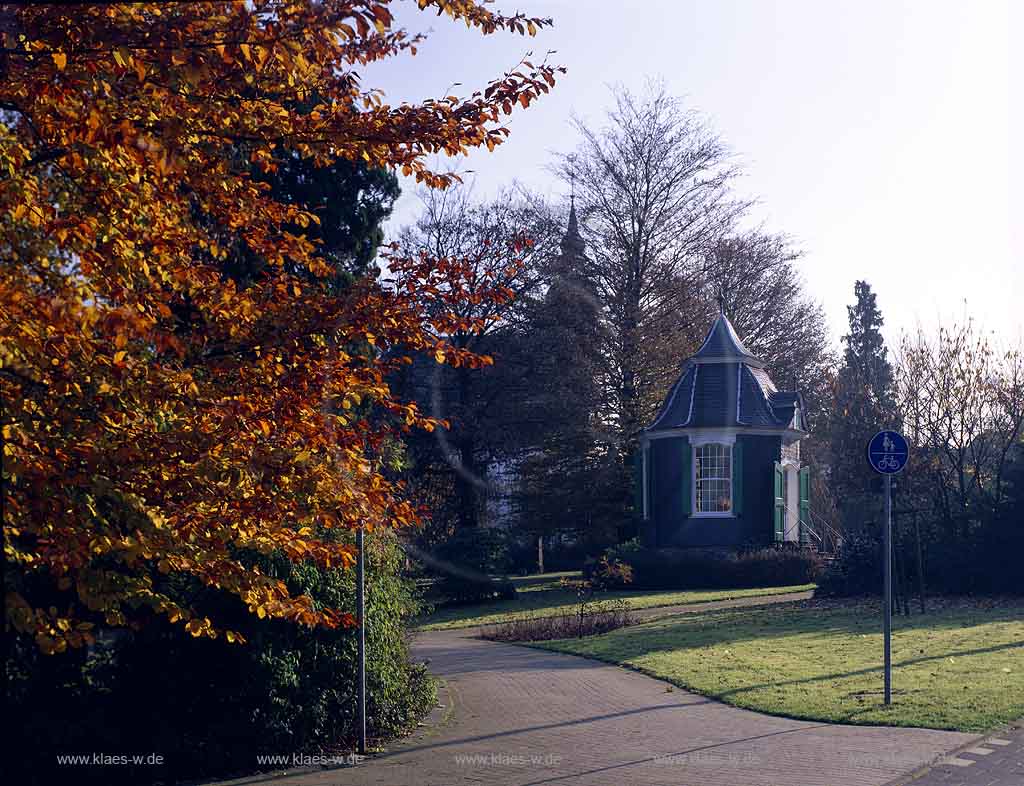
[690,313,762,366]
[646,312,806,433]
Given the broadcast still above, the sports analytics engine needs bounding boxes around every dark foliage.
[506,536,597,574]
[593,544,822,590]
[430,527,518,605]
[828,280,896,528]
[435,574,518,605]
[819,519,1024,597]
[6,534,433,786]
[816,528,883,596]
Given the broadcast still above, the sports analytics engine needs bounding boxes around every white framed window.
[694,442,732,515]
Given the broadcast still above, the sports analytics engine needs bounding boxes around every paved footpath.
[887,723,1023,786]
[214,595,981,786]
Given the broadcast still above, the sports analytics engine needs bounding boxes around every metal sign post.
[356,524,367,754]
[866,430,909,707]
[883,472,892,704]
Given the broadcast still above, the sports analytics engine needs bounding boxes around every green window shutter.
[681,440,692,517]
[773,461,785,542]
[732,440,743,515]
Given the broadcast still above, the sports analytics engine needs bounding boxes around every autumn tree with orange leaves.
[0,1,560,654]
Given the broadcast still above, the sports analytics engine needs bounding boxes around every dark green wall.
[644,433,782,549]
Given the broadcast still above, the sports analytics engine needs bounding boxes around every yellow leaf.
[52,52,67,71]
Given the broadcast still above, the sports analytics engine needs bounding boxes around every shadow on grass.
[417,585,816,630]
[715,640,1024,701]
[569,602,1024,662]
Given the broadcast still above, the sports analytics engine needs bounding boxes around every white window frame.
[692,438,735,518]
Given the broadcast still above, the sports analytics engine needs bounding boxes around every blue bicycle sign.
[866,430,909,475]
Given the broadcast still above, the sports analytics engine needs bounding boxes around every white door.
[784,464,800,542]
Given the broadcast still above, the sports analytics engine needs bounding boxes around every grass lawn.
[415,571,815,631]
[537,597,1024,732]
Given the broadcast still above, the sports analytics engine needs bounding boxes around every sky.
[366,0,1020,351]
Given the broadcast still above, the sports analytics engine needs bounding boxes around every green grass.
[415,572,815,631]
[536,598,1024,732]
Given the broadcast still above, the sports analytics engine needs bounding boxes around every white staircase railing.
[781,502,840,554]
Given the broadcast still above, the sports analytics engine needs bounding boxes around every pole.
[356,524,367,754]
[883,474,892,705]
[914,511,926,614]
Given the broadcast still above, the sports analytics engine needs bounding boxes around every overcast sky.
[368,0,1020,351]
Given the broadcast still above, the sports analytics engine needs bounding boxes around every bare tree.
[555,84,750,448]
[704,231,834,402]
[895,318,1024,530]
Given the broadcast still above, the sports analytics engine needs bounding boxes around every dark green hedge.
[7,530,433,786]
[817,519,1024,597]
[589,542,823,590]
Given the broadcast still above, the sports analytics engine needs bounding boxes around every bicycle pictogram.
[878,455,900,470]
[866,430,909,475]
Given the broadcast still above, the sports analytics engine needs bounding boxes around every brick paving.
[213,605,980,786]
[886,723,1023,786]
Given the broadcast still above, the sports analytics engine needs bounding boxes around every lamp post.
[356,524,366,754]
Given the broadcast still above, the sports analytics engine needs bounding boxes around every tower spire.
[560,160,584,263]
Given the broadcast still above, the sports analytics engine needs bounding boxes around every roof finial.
[717,289,727,316]
[568,156,576,205]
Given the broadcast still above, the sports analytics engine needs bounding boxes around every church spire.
[559,193,586,263]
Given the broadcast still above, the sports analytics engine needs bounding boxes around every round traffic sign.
[866,430,909,474]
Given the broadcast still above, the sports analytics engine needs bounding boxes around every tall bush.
[7,532,433,786]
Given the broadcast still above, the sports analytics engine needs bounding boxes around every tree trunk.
[537,535,545,574]
[914,511,926,614]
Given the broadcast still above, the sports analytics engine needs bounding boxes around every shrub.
[925,519,1024,595]
[732,546,823,586]
[6,531,434,786]
[588,556,634,591]
[435,527,510,574]
[435,573,517,605]
[597,545,822,590]
[480,600,637,642]
[816,528,883,596]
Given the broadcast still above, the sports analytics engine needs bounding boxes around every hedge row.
[589,541,823,590]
